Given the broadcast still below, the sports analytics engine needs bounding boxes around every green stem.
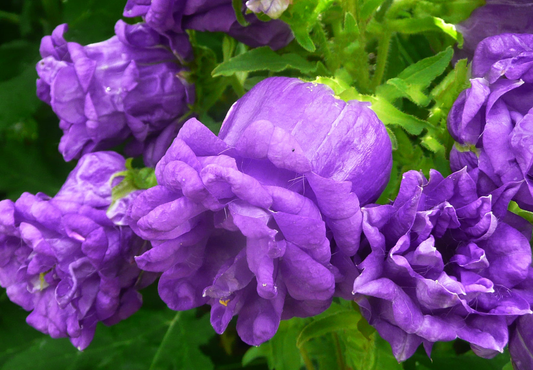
[299,345,315,370]
[371,29,392,90]
[332,332,346,370]
[312,23,335,71]
[0,11,20,24]
[149,311,182,370]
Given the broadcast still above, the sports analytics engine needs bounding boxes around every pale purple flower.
[0,152,149,349]
[36,20,194,167]
[246,0,290,19]
[127,77,392,345]
[350,168,533,361]
[448,33,533,212]
[123,0,293,50]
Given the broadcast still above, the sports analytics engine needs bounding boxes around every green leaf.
[344,331,403,370]
[232,0,250,27]
[279,0,334,52]
[388,16,462,44]
[386,77,431,106]
[397,47,454,90]
[297,310,361,348]
[360,0,386,20]
[0,66,41,134]
[110,159,157,208]
[212,47,318,77]
[243,318,306,370]
[430,58,470,112]
[0,308,214,370]
[369,95,429,135]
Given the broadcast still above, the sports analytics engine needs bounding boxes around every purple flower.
[127,77,392,345]
[0,152,150,350]
[456,1,533,60]
[36,20,194,167]
[350,168,533,361]
[123,0,293,51]
[448,33,533,212]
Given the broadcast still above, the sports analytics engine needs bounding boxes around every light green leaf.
[212,47,318,77]
[430,58,470,111]
[370,95,429,135]
[397,47,454,90]
[109,159,157,210]
[360,0,386,20]
[388,16,462,44]
[386,77,431,106]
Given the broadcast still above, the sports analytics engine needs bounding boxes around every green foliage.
[212,46,319,77]
[0,298,215,370]
[110,158,157,208]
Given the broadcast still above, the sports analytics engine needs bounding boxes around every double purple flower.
[448,33,533,212]
[0,152,149,349]
[127,77,392,345]
[36,20,194,167]
[351,168,533,361]
[123,0,293,51]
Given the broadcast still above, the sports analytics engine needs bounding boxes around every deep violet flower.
[36,20,194,167]
[350,168,533,361]
[448,33,533,212]
[456,1,533,60]
[123,0,293,51]
[127,77,392,345]
[0,152,150,350]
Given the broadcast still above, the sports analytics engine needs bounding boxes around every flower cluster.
[36,21,194,167]
[448,33,533,211]
[123,0,293,52]
[0,152,150,349]
[351,169,533,361]
[127,77,392,345]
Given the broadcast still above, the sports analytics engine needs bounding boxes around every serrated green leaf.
[421,132,445,153]
[386,77,431,106]
[397,47,453,90]
[212,47,318,77]
[279,0,334,52]
[430,58,470,111]
[297,310,361,348]
[370,95,429,135]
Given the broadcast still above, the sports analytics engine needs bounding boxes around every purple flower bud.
[448,33,533,212]
[456,1,533,60]
[127,77,392,345]
[350,168,533,361]
[36,21,194,167]
[0,152,150,350]
[123,0,293,50]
